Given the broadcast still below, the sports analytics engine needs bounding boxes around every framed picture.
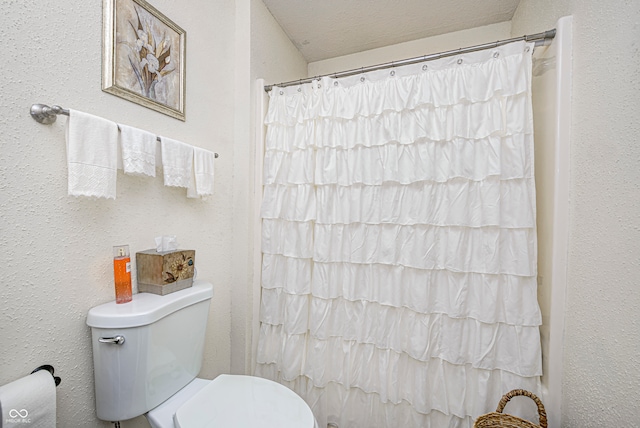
[103,0,186,121]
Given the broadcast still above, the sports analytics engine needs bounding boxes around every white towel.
[160,136,193,188]
[118,124,157,177]
[187,147,215,198]
[0,371,56,428]
[65,109,118,199]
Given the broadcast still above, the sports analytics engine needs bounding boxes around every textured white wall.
[230,0,252,376]
[0,0,236,426]
[231,0,308,377]
[526,19,573,427]
[308,22,511,77]
[512,1,640,426]
[251,0,308,86]
[246,0,308,373]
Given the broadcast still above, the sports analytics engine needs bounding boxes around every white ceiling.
[262,0,521,63]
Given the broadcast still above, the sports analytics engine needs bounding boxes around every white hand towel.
[0,371,56,428]
[187,147,215,198]
[65,109,118,199]
[118,124,157,177]
[160,136,194,188]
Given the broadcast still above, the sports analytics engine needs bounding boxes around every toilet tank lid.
[86,280,213,328]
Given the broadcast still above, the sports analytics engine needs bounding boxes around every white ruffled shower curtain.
[256,41,542,428]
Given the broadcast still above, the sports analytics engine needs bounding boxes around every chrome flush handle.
[99,335,125,345]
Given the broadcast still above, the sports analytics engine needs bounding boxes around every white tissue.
[0,370,56,428]
[155,235,178,252]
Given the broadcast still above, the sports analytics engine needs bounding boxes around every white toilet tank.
[86,281,213,422]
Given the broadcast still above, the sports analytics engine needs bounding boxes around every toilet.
[86,280,317,427]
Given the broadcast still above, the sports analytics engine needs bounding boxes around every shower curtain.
[256,41,542,428]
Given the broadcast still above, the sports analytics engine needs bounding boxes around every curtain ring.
[455,48,463,64]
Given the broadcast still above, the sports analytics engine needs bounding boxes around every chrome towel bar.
[30,103,219,158]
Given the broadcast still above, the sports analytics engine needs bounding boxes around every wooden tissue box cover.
[136,249,195,296]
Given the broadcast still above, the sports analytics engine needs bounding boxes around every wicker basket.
[473,389,548,428]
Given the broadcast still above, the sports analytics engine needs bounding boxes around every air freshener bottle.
[113,245,132,304]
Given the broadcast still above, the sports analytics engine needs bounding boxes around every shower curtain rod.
[264,28,555,92]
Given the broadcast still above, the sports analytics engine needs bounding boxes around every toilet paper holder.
[31,364,61,387]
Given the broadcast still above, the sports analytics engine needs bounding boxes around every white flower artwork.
[103,0,186,120]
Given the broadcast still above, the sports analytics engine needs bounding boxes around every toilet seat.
[175,375,316,428]
[146,378,210,428]
[147,375,317,428]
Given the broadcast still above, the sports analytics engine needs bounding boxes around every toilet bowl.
[86,281,316,427]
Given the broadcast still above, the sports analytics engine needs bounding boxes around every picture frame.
[102,0,186,121]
